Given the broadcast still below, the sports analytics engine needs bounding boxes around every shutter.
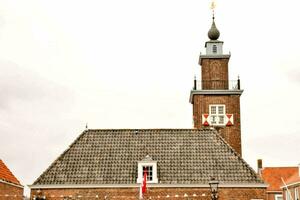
[226,114,234,126]
[202,114,210,126]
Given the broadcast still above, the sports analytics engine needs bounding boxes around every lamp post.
[209,178,219,200]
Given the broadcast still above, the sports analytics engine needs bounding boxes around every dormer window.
[143,166,153,181]
[137,155,158,184]
[212,45,217,53]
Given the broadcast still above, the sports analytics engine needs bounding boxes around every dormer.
[137,155,158,184]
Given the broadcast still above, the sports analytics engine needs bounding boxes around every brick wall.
[31,187,266,200]
[201,58,229,90]
[0,182,23,200]
[193,94,242,155]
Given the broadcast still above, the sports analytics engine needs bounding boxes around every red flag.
[142,170,147,194]
[139,170,147,199]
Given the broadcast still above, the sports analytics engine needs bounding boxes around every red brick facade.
[192,52,243,155]
[0,182,23,200]
[31,187,266,200]
[201,58,229,90]
[192,93,242,155]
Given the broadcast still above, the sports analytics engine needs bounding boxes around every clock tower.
[190,16,244,156]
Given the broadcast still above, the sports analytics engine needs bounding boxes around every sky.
[0,0,300,196]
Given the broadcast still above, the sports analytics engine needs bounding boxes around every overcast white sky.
[0,0,300,195]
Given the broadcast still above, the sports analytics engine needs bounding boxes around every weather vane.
[210,0,216,19]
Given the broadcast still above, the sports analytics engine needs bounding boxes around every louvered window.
[212,45,217,53]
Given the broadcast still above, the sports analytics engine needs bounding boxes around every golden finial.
[210,0,216,19]
[210,0,216,10]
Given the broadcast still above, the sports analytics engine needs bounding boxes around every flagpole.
[139,184,143,199]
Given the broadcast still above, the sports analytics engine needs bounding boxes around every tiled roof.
[0,159,21,185]
[33,129,263,185]
[261,167,298,191]
[285,170,300,185]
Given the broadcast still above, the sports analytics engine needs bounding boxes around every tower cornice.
[189,89,243,103]
[199,54,231,66]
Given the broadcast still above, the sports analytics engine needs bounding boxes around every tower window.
[212,45,217,53]
[209,105,226,126]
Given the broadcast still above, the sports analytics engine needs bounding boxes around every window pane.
[275,195,283,200]
[211,116,217,124]
[211,106,216,114]
[219,116,224,124]
[143,166,153,181]
[218,106,224,114]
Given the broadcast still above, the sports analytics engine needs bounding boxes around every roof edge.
[280,181,300,189]
[32,130,88,185]
[0,179,24,188]
[213,131,265,184]
[29,183,268,189]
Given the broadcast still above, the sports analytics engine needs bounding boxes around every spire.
[208,1,220,40]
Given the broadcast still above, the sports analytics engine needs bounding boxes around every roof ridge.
[33,130,88,185]
[86,128,212,131]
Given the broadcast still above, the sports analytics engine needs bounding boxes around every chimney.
[257,159,263,175]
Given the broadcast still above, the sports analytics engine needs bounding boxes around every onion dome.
[208,17,220,40]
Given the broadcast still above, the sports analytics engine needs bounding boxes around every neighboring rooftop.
[0,159,21,186]
[33,129,263,185]
[261,167,298,191]
[285,169,300,186]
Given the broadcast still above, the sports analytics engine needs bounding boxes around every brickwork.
[193,94,242,155]
[31,187,266,200]
[0,182,23,200]
[201,58,229,90]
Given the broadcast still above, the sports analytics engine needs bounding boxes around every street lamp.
[209,178,219,200]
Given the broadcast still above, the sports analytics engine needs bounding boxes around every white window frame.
[286,190,291,200]
[274,194,283,200]
[209,104,226,126]
[295,188,299,200]
[137,156,158,184]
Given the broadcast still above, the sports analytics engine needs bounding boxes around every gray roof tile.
[33,129,263,185]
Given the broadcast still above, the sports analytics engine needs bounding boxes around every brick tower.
[190,15,243,156]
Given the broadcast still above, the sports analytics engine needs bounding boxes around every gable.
[0,159,21,186]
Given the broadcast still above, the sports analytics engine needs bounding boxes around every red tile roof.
[0,159,21,185]
[285,170,300,186]
[261,167,298,191]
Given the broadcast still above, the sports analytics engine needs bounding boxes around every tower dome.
[208,17,220,40]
